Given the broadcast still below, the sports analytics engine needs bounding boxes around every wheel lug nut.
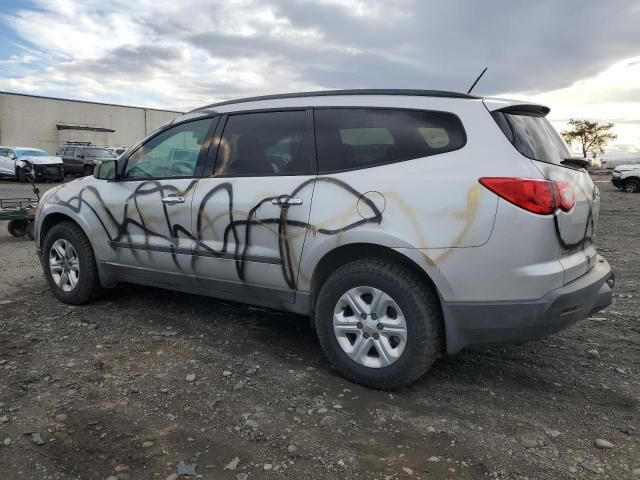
[363,333,369,339]
[371,313,377,320]
[377,323,384,330]
[356,322,363,329]
[360,313,367,320]
[373,333,379,340]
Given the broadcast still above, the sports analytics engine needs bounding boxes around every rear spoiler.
[483,98,550,117]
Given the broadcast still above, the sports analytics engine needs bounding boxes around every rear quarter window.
[315,108,466,172]
[491,111,571,165]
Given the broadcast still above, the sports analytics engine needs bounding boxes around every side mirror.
[9,153,16,160]
[94,159,118,180]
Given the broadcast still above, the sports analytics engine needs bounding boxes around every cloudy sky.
[1,0,639,159]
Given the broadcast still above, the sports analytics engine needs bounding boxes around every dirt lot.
[0,176,638,480]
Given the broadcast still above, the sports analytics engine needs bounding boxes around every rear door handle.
[271,196,303,206]
[162,195,185,205]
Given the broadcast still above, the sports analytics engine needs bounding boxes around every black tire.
[315,258,443,389]
[42,222,104,304]
[7,219,28,237]
[623,179,640,193]
[83,165,94,177]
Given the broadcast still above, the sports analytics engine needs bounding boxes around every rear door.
[489,105,598,283]
[190,109,316,303]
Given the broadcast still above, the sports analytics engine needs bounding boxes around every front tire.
[623,179,640,193]
[315,258,443,389]
[42,222,104,304]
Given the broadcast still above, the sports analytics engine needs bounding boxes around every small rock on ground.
[594,438,614,449]
[522,438,538,449]
[319,416,337,427]
[185,373,196,382]
[142,441,154,448]
[54,413,68,423]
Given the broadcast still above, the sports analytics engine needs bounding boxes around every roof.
[192,89,480,112]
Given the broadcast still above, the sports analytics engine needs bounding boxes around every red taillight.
[479,177,575,215]
[555,181,575,212]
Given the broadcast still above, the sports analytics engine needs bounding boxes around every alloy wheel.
[49,239,80,292]
[333,286,408,368]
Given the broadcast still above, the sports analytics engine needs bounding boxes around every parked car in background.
[0,146,64,182]
[611,164,640,192]
[55,144,116,176]
[35,89,613,388]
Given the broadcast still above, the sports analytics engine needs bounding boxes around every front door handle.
[162,195,185,205]
[271,196,303,207]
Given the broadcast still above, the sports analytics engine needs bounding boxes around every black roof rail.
[191,89,479,112]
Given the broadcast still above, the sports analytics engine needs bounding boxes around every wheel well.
[309,243,441,312]
[40,213,80,245]
[624,176,640,183]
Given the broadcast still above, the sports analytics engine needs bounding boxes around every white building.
[0,91,181,154]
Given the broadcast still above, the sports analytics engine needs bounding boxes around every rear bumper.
[443,255,613,354]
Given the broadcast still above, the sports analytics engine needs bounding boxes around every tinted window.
[124,118,214,179]
[315,108,466,172]
[492,112,571,165]
[216,111,307,176]
[0,148,8,157]
[74,148,83,158]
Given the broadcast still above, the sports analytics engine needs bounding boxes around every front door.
[95,117,218,287]
[0,148,15,176]
[191,110,316,303]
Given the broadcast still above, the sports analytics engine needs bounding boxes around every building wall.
[0,92,181,154]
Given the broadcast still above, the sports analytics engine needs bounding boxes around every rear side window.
[492,111,570,165]
[315,108,466,172]
[216,111,308,176]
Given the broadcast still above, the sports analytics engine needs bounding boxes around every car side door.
[0,148,13,176]
[190,109,317,305]
[89,116,219,287]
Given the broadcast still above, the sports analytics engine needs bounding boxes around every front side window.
[124,118,215,179]
[215,111,307,176]
[315,108,466,172]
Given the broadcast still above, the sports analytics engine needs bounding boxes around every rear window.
[315,108,466,172]
[492,111,570,165]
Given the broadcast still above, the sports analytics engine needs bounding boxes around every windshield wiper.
[561,157,589,169]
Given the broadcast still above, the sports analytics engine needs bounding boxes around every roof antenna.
[467,67,488,94]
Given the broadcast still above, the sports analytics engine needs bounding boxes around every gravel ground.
[0,175,638,480]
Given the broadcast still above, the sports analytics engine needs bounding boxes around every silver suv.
[34,90,614,388]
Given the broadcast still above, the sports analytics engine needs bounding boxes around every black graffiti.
[51,177,383,289]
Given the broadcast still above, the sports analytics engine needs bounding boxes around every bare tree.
[561,119,617,159]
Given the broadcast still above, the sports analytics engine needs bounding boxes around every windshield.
[16,149,48,158]
[492,112,571,165]
[84,148,115,158]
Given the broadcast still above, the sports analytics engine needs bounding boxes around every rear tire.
[7,219,28,237]
[315,258,443,389]
[42,222,104,304]
[623,179,640,193]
